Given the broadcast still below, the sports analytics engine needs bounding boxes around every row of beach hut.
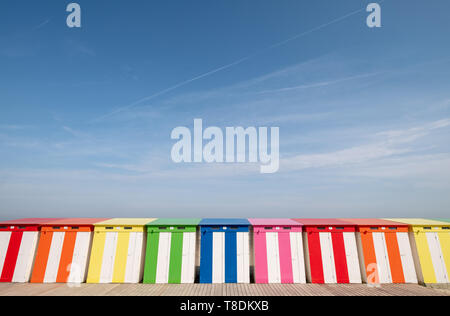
[0,218,449,286]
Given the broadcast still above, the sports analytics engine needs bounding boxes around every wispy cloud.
[65,40,96,57]
[88,118,450,181]
[253,72,383,95]
[62,126,90,139]
[282,119,450,172]
[0,125,32,131]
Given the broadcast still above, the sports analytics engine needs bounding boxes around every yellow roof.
[385,218,450,226]
[94,218,156,226]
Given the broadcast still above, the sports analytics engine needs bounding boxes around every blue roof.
[199,218,250,226]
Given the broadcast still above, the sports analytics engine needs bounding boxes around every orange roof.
[340,218,409,227]
[43,218,111,226]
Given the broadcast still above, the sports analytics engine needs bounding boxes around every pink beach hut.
[249,219,306,284]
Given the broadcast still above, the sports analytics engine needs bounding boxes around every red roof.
[0,218,63,226]
[293,218,355,226]
[43,218,111,226]
[340,218,409,227]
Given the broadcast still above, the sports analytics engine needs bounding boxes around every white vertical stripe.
[243,232,250,283]
[289,232,306,284]
[212,232,225,283]
[343,232,362,284]
[68,232,91,283]
[123,232,138,283]
[124,232,136,283]
[42,232,65,283]
[319,232,336,284]
[100,232,118,283]
[156,232,171,284]
[12,232,39,283]
[181,232,196,283]
[0,232,12,275]
[373,233,392,284]
[126,232,144,283]
[180,232,190,283]
[396,232,418,283]
[426,232,449,283]
[266,232,281,283]
[237,232,249,283]
[188,232,197,283]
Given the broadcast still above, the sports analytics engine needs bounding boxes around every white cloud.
[282,119,450,172]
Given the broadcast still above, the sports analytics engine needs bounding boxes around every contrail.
[94,3,377,122]
[33,19,50,31]
[93,56,253,122]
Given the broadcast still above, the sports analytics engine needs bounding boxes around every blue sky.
[1,0,450,219]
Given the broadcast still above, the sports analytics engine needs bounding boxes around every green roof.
[434,219,450,223]
[146,218,201,226]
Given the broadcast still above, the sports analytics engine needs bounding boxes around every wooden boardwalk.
[0,283,448,296]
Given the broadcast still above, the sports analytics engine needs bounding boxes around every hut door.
[43,232,65,283]
[289,231,306,284]
[343,232,362,284]
[181,231,196,284]
[236,231,249,283]
[396,232,418,283]
[156,232,171,283]
[0,231,12,279]
[125,232,144,283]
[426,232,449,283]
[13,231,39,283]
[266,232,281,283]
[69,231,91,283]
[212,231,225,283]
[319,232,337,283]
[100,232,117,283]
[373,232,392,283]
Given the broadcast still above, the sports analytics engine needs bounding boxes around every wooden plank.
[0,283,449,296]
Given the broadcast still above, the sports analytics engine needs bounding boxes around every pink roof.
[293,218,355,226]
[249,218,302,226]
[43,218,111,226]
[0,218,63,226]
[341,218,408,227]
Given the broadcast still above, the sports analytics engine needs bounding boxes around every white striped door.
[290,232,306,284]
[181,232,196,283]
[12,232,39,283]
[100,232,118,283]
[156,232,171,284]
[343,232,362,284]
[266,232,281,283]
[236,232,249,283]
[372,232,392,284]
[426,232,449,283]
[68,232,91,283]
[0,232,12,275]
[396,232,418,283]
[319,232,337,284]
[212,232,225,283]
[43,232,65,283]
[125,232,143,283]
